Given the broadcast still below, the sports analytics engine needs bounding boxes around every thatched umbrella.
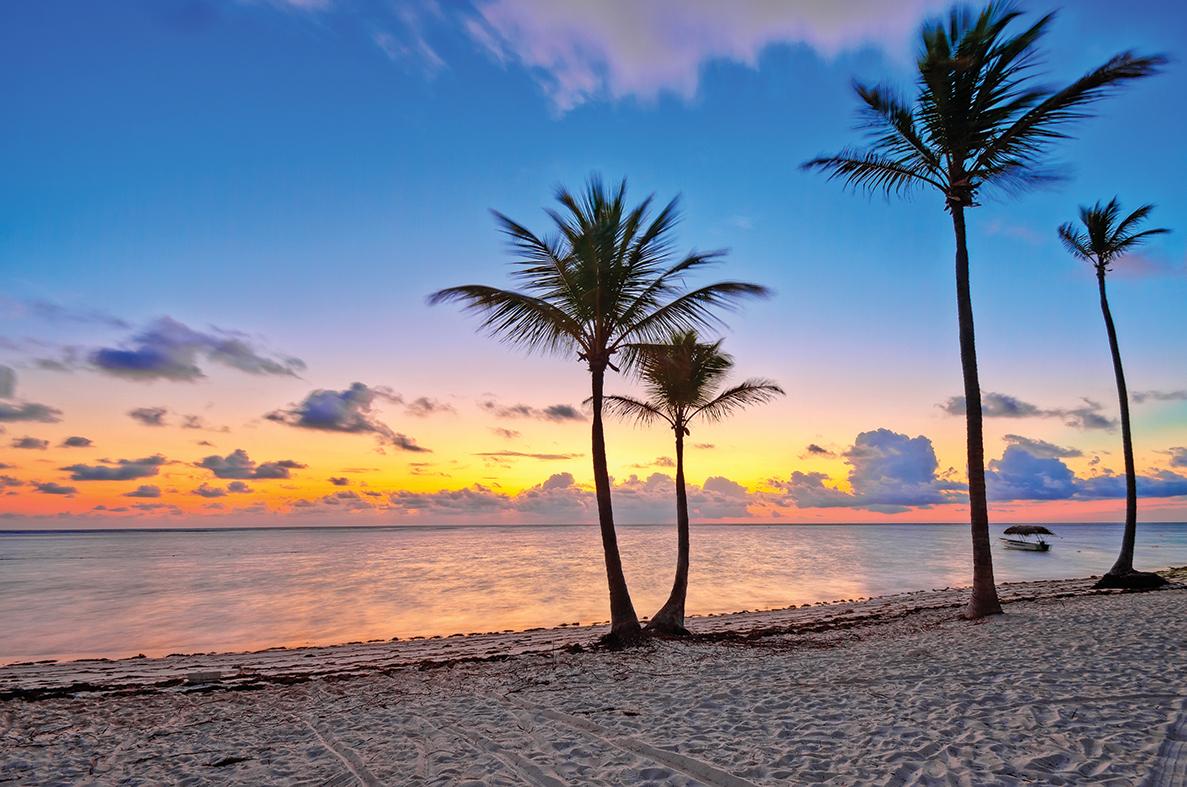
[1003,525,1055,536]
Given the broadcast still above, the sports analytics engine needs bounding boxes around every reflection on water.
[2,523,1185,663]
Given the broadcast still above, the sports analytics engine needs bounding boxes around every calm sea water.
[2,523,1185,664]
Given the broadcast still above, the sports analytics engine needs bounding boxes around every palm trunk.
[1092,269,1164,589]
[646,428,690,635]
[951,205,1003,619]
[1098,270,1138,575]
[589,364,642,644]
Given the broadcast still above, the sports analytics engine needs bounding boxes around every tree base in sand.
[1093,571,1168,590]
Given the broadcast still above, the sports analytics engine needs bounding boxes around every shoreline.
[5,566,1183,702]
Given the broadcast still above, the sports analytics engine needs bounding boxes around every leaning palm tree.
[1058,198,1170,590]
[429,177,769,644]
[802,3,1164,618]
[606,331,783,635]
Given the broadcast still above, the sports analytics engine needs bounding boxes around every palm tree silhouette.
[803,3,1164,618]
[429,177,769,644]
[605,331,783,635]
[1058,198,1170,590]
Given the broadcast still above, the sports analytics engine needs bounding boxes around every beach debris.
[185,671,222,685]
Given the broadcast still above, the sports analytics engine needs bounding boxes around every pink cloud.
[467,0,949,110]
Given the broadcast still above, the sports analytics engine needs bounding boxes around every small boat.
[1000,525,1054,552]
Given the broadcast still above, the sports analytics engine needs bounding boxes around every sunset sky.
[2,0,1186,528]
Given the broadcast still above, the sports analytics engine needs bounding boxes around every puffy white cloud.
[987,446,1187,502]
[774,429,964,513]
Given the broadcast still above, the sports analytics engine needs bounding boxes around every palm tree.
[802,3,1164,618]
[605,331,782,635]
[1058,198,1170,590]
[429,177,769,644]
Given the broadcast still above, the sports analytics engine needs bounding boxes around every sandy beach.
[3,570,1185,785]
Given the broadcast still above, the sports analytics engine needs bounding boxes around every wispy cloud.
[940,392,1117,431]
[91,317,304,382]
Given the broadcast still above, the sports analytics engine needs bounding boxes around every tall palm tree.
[1058,198,1170,590]
[802,3,1164,618]
[605,331,783,635]
[429,177,769,644]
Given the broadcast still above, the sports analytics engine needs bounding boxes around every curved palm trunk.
[646,429,690,636]
[951,206,1003,619]
[1093,270,1166,589]
[589,365,643,644]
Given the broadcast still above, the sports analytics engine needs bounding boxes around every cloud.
[466,0,945,110]
[196,449,306,479]
[1169,448,1187,469]
[802,443,836,459]
[986,445,1187,502]
[694,443,715,450]
[192,483,227,498]
[124,485,162,498]
[985,446,1079,501]
[128,406,169,427]
[35,481,77,495]
[328,477,350,486]
[491,427,520,439]
[180,414,228,431]
[940,392,1117,431]
[227,481,252,493]
[0,297,130,329]
[0,475,22,488]
[404,397,455,417]
[0,400,63,423]
[387,470,754,522]
[266,382,428,452]
[1001,434,1082,459]
[0,365,63,423]
[774,428,964,513]
[90,317,304,381]
[61,436,93,448]
[940,392,1042,418]
[11,436,49,450]
[1134,389,1187,404]
[480,399,585,422]
[62,455,166,481]
[475,450,581,461]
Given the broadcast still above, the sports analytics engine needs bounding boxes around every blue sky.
[2,0,1186,526]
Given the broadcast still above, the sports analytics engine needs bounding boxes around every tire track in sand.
[301,716,383,787]
[1144,697,1187,787]
[508,699,759,787]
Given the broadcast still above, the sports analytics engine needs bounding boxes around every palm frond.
[1057,223,1094,263]
[972,52,1167,184]
[615,282,770,348]
[602,394,672,427]
[801,149,945,196]
[426,285,582,355]
[1059,197,1170,271]
[691,379,785,422]
[431,175,769,372]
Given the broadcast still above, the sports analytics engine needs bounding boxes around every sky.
[2,0,1186,528]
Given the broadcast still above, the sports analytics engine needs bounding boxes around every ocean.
[3,522,1185,664]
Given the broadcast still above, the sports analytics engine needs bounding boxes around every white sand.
[3,575,1185,785]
